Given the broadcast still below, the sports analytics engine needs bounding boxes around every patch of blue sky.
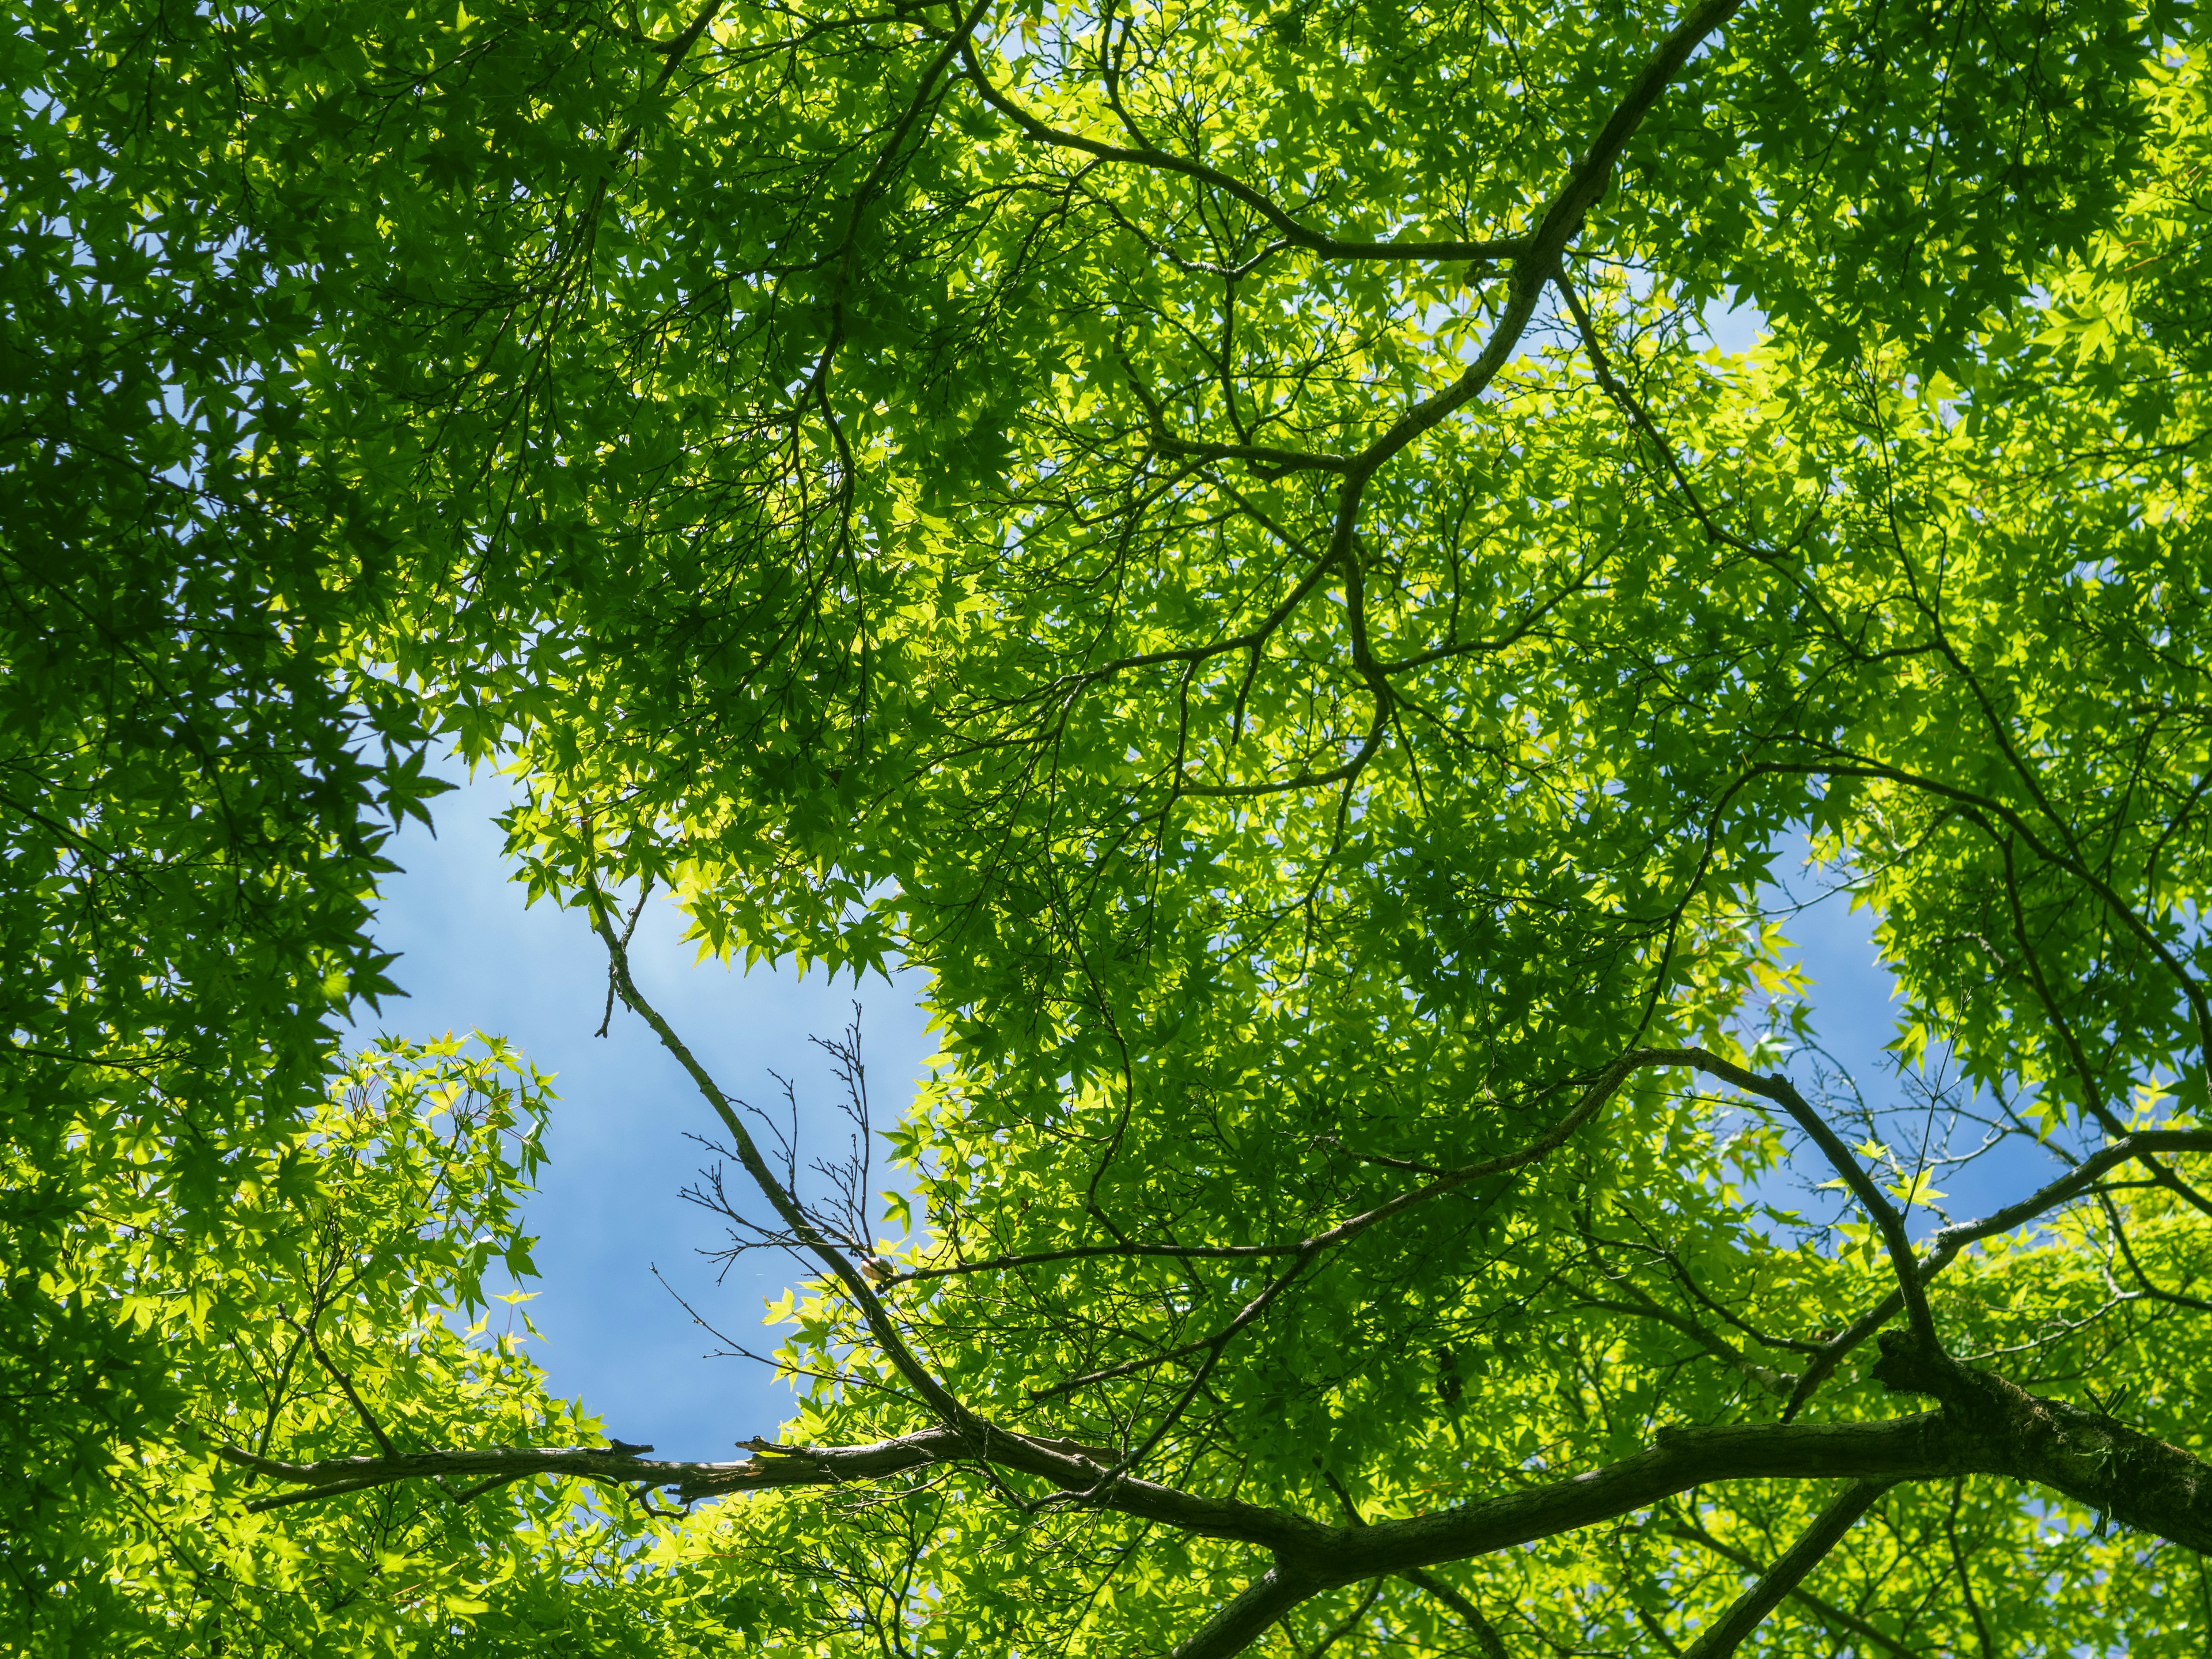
[1744,836,2088,1255]
[1700,289,1766,358]
[358,767,936,1461]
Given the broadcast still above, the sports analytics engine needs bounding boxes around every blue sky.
[359,769,937,1460]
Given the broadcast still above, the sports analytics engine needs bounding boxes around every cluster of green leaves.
[15,1030,798,1657]
[13,0,2212,1650]
[0,0,456,1633]
[73,1043,548,1650]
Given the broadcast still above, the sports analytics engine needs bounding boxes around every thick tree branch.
[1173,1567,1327,1659]
[217,1429,1330,1546]
[1866,1330,2212,1551]
[646,0,722,89]
[1667,1521,1922,1658]
[1401,1569,1510,1658]
[1221,1375,2212,1652]
[230,1352,2212,1657]
[1317,1417,1955,1584]
[1680,1479,1895,1658]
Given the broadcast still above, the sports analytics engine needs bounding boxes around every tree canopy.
[10,0,2212,1651]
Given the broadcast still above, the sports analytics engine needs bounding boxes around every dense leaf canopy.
[9,0,2212,1651]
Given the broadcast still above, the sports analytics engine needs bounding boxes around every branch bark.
[228,1355,2212,1656]
[1679,1479,1895,1659]
[1668,1520,1924,1658]
[1402,1569,1510,1659]
[1781,1127,2212,1417]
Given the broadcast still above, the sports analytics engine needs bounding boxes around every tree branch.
[1658,1048,1938,1349]
[958,51,1523,264]
[581,885,979,1436]
[1680,1479,1896,1658]
[1667,1521,1923,1658]
[903,1045,1706,1299]
[1781,756,2212,1063]
[1781,1127,2212,1417]
[1402,1569,1509,1659]
[228,1353,2212,1657]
